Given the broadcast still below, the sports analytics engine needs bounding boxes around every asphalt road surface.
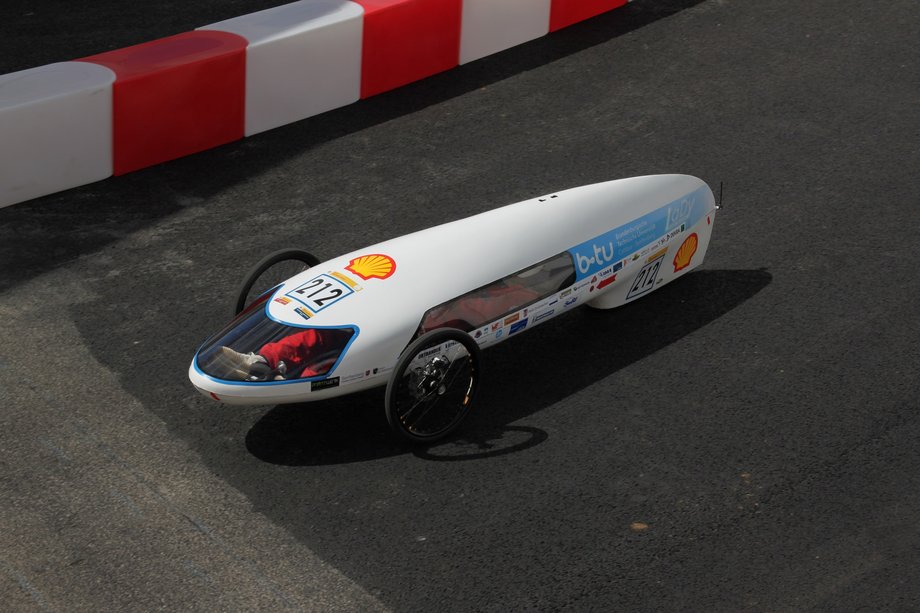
[2,0,919,611]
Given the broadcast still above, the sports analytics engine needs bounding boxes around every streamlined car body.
[189,174,718,441]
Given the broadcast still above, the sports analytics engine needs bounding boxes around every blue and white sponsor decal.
[509,318,529,335]
[533,310,554,324]
[568,186,709,280]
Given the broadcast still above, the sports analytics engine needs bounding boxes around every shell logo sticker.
[673,233,699,272]
[345,253,396,280]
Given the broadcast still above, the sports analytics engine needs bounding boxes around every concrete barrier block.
[201,0,364,137]
[460,0,551,65]
[0,62,115,209]
[352,0,462,98]
[81,31,248,175]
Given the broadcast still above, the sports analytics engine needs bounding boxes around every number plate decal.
[626,254,664,300]
[286,274,354,314]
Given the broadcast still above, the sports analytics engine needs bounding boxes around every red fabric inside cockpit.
[258,328,350,377]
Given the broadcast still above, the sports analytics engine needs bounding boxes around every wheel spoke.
[399,393,430,422]
[404,393,445,431]
[440,356,472,400]
[399,356,472,433]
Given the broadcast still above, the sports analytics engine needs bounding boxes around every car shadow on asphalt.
[245,267,771,465]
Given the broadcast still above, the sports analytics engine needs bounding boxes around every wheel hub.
[411,355,451,399]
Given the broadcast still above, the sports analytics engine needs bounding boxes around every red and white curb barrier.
[0,0,629,209]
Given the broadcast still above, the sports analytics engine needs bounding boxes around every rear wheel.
[234,248,320,315]
[385,329,481,443]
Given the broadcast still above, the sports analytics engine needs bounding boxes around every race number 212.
[288,275,353,313]
[626,257,663,300]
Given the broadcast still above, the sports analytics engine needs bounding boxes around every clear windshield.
[196,292,355,382]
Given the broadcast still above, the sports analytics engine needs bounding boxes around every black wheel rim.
[240,258,311,309]
[235,249,320,315]
[387,332,480,442]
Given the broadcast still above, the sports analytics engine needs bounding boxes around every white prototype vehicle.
[190,174,718,442]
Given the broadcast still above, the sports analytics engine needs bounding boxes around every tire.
[385,329,481,444]
[234,248,320,316]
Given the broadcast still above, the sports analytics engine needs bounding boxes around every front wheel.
[234,248,320,316]
[385,329,481,444]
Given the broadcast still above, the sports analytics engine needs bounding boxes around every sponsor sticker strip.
[568,185,709,280]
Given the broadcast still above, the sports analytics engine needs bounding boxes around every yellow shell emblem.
[345,253,396,280]
[672,233,699,272]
